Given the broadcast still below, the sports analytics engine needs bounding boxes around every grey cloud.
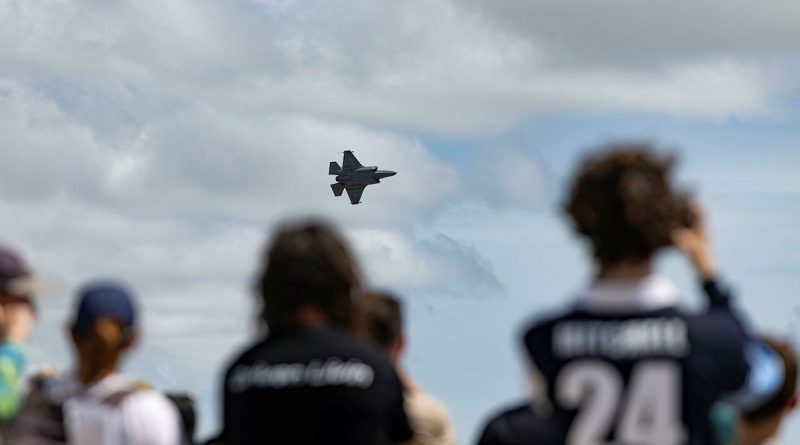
[465,148,550,209]
[0,78,460,225]
[3,0,781,142]
[459,0,800,69]
[350,230,503,297]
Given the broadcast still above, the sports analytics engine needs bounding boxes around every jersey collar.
[578,274,680,313]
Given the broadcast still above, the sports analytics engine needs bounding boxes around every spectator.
[356,291,456,445]
[3,281,182,445]
[523,145,766,444]
[713,336,797,445]
[210,218,415,445]
[0,245,43,425]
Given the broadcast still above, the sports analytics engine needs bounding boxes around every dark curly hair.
[256,218,362,331]
[565,143,691,267]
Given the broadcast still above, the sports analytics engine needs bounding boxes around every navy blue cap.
[73,281,137,339]
[727,341,785,413]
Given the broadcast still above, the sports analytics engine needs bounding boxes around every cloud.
[465,148,550,209]
[349,229,502,296]
[0,78,460,225]
[3,0,786,141]
[459,0,800,69]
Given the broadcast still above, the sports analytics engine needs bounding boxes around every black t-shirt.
[217,327,414,445]
[476,401,551,445]
[523,280,751,445]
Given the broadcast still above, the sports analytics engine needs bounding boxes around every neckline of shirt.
[577,274,680,313]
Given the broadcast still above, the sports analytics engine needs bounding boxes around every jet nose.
[375,170,396,179]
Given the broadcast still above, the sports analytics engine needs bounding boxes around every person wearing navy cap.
[2,281,181,445]
[62,281,181,445]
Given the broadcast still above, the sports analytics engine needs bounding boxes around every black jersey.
[523,277,751,445]
[217,327,414,445]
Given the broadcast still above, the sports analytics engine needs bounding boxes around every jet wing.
[342,151,363,169]
[345,185,366,204]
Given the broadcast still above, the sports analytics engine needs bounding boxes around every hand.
[0,298,36,344]
[671,202,716,280]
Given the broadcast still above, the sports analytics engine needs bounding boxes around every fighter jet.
[329,151,396,204]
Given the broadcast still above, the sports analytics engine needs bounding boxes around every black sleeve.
[696,277,752,393]
[386,371,415,443]
[702,278,733,308]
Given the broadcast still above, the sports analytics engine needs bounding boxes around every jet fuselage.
[329,151,396,204]
[336,167,396,185]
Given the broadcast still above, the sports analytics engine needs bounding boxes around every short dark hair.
[256,218,362,331]
[743,336,798,422]
[357,291,404,352]
[565,143,691,267]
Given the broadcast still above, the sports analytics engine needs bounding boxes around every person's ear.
[123,329,139,349]
[390,335,406,363]
[67,322,78,347]
[787,393,798,411]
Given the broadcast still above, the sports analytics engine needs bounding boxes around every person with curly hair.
[209,219,416,445]
[522,143,771,445]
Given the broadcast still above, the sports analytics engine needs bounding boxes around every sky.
[2,0,800,443]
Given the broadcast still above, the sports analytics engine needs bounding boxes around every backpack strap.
[100,380,152,408]
[1,373,70,444]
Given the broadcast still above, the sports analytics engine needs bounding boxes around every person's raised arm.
[672,202,733,308]
[673,202,765,396]
[672,202,716,282]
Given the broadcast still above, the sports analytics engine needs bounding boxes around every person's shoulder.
[121,388,179,416]
[318,329,404,390]
[406,390,451,421]
[223,335,272,372]
[119,388,182,442]
[406,390,457,445]
[521,306,577,349]
[306,327,392,365]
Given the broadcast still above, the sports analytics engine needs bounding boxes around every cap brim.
[5,276,56,298]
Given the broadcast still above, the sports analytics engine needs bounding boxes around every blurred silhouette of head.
[356,291,405,362]
[256,218,362,331]
[69,281,139,385]
[0,244,49,301]
[565,143,691,269]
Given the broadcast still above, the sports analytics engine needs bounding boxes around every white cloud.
[3,0,787,141]
[350,229,502,296]
[466,148,550,209]
[0,78,460,225]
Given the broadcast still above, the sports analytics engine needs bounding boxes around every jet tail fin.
[331,183,345,197]
[329,162,341,175]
